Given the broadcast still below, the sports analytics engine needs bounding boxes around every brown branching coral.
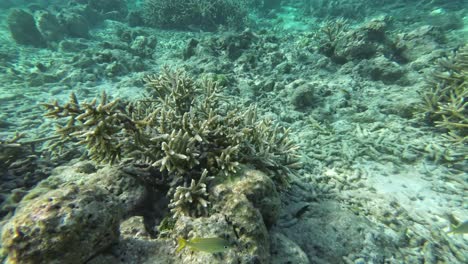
[42,67,300,218]
[415,45,468,168]
[315,17,349,59]
[42,92,142,163]
[421,44,467,142]
[169,169,212,218]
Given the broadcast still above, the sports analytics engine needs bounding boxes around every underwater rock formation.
[395,25,446,64]
[57,12,90,39]
[172,169,280,264]
[334,17,392,62]
[290,83,316,110]
[7,9,46,47]
[1,164,284,264]
[355,55,407,85]
[35,11,65,43]
[1,163,146,264]
[270,232,309,264]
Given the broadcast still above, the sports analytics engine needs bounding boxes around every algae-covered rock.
[290,83,316,110]
[7,9,46,47]
[85,168,281,264]
[396,25,445,63]
[35,11,64,43]
[270,232,309,264]
[88,216,174,264]
[1,185,121,264]
[232,169,280,228]
[1,163,146,264]
[57,12,90,38]
[172,169,278,264]
[355,55,406,85]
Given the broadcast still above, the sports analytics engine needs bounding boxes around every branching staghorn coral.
[42,92,144,163]
[421,44,467,143]
[42,67,300,218]
[141,68,301,182]
[315,17,349,58]
[414,45,468,168]
[169,169,212,218]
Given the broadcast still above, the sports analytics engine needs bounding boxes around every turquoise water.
[0,1,466,263]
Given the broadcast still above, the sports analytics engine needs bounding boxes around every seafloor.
[0,0,467,264]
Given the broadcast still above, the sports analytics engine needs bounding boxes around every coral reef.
[80,168,281,264]
[42,68,300,219]
[32,68,300,263]
[316,16,397,64]
[172,169,279,264]
[1,1,467,263]
[141,0,249,30]
[41,92,129,163]
[315,17,349,60]
[169,169,212,218]
[421,44,467,142]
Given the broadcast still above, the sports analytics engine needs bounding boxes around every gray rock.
[333,17,393,63]
[1,164,146,264]
[7,9,46,47]
[232,169,281,228]
[130,36,157,57]
[396,26,445,63]
[35,11,64,42]
[290,83,315,110]
[277,200,402,263]
[58,12,90,38]
[270,232,309,264]
[2,185,122,264]
[58,40,89,52]
[183,38,199,60]
[355,56,405,84]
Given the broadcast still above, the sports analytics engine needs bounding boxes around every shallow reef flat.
[0,1,466,263]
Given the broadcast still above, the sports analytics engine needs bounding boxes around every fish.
[176,237,231,253]
[448,220,468,234]
[293,204,310,218]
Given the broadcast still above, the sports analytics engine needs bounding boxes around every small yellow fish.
[448,221,468,234]
[176,237,231,253]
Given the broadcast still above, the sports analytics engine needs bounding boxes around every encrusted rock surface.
[172,169,279,264]
[1,162,146,264]
[7,9,46,47]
